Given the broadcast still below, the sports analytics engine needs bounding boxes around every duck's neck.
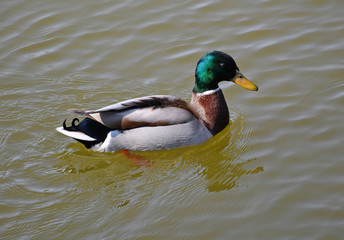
[191,88,229,135]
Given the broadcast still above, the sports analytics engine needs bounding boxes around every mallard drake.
[56,51,258,152]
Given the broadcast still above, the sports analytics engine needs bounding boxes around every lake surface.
[1,0,344,239]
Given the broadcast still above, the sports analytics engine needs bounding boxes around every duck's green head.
[193,51,258,93]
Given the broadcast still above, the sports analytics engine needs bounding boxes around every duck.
[56,51,258,152]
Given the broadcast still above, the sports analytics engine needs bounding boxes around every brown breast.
[190,89,229,135]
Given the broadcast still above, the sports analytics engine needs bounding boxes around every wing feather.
[86,95,182,113]
[68,95,196,130]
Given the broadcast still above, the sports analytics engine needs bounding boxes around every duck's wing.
[69,95,196,130]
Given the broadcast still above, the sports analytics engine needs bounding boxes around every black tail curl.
[63,117,111,149]
[63,118,80,131]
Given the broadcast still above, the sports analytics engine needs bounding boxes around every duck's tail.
[56,118,111,149]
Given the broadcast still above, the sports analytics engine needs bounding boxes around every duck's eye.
[219,63,225,69]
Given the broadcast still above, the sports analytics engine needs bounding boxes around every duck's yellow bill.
[233,71,258,91]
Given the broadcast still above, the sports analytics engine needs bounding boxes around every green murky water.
[1,0,344,239]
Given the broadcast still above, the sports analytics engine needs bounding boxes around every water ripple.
[1,0,344,239]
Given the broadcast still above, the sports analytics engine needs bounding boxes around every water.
[1,0,344,239]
